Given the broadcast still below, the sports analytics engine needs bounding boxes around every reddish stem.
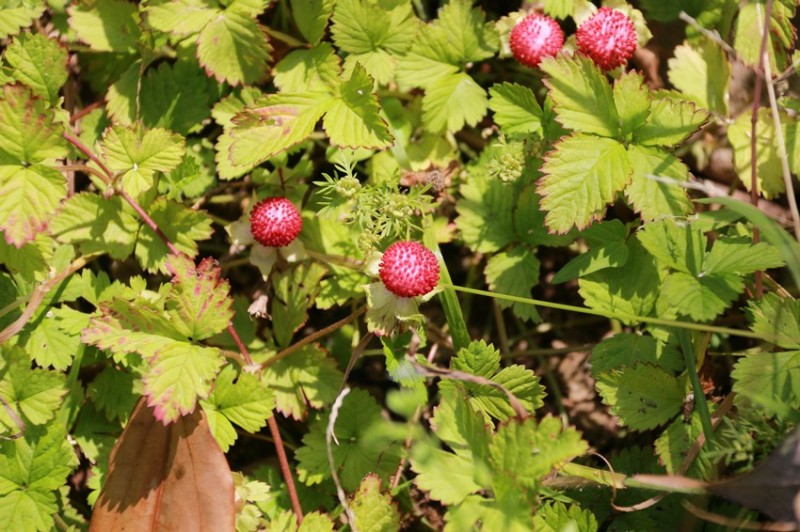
[63,131,114,184]
[268,416,304,525]
[226,323,254,366]
[70,100,105,124]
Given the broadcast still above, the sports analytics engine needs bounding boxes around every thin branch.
[326,387,357,530]
[116,188,181,256]
[227,323,254,367]
[268,416,304,524]
[62,131,114,184]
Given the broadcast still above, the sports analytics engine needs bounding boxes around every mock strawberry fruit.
[379,241,440,298]
[576,7,637,71]
[249,196,302,248]
[509,13,565,68]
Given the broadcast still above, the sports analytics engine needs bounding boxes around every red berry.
[576,7,637,71]
[379,241,440,298]
[249,197,302,248]
[509,13,565,68]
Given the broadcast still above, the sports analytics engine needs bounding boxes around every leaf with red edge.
[166,255,234,341]
[89,398,235,531]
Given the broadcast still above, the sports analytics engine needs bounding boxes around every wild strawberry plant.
[1,0,800,530]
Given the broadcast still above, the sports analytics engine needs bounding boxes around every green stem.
[678,331,714,442]
[263,26,305,48]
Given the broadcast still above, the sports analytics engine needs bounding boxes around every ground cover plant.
[1,0,800,529]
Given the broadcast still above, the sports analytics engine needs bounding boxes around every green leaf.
[0,85,67,247]
[262,345,343,420]
[145,0,217,36]
[704,237,784,275]
[271,262,327,347]
[0,0,46,39]
[539,134,631,234]
[667,41,730,114]
[539,55,619,138]
[637,218,706,275]
[484,247,541,322]
[411,443,482,504]
[534,501,598,532]
[100,124,186,197]
[625,144,693,220]
[215,92,330,179]
[658,271,743,321]
[613,71,651,138]
[590,333,684,377]
[422,72,488,134]
[323,64,394,148]
[350,474,401,532]
[0,423,76,531]
[488,83,543,136]
[747,293,800,349]
[633,93,709,147]
[734,0,795,73]
[273,43,341,93]
[295,388,403,491]
[4,33,68,105]
[291,0,334,44]
[133,198,213,274]
[728,107,785,199]
[86,366,140,424]
[732,351,800,419]
[68,0,141,53]
[552,240,629,284]
[49,193,139,260]
[196,0,272,86]
[0,347,66,431]
[595,363,684,431]
[19,309,81,371]
[543,0,574,18]
[165,255,233,341]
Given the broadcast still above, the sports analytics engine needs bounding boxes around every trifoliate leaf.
[196,0,272,86]
[579,239,662,323]
[0,0,46,39]
[145,0,217,35]
[165,255,233,341]
[0,423,76,531]
[215,92,330,179]
[595,363,684,431]
[0,347,66,432]
[87,366,140,424]
[350,474,401,532]
[422,72,487,134]
[658,271,743,322]
[82,298,224,424]
[734,0,795,73]
[271,262,327,347]
[394,31,460,89]
[100,124,186,197]
[291,0,334,44]
[534,501,598,532]
[732,351,800,419]
[133,198,213,273]
[668,41,730,115]
[323,64,394,148]
[68,0,141,53]
[590,333,683,377]
[540,55,620,138]
[539,134,631,234]
[613,71,651,139]
[704,237,784,275]
[488,83,543,136]
[747,293,800,349]
[262,344,343,420]
[637,218,706,275]
[4,33,68,105]
[633,93,709,147]
[49,193,139,260]
[728,108,785,199]
[625,144,693,220]
[273,43,341,93]
[295,388,403,491]
[0,85,67,247]
[484,246,540,322]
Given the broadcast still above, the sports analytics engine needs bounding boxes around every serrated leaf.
[0,423,76,531]
[291,0,334,44]
[197,3,272,86]
[68,0,141,53]
[488,82,543,136]
[704,237,784,275]
[323,64,393,148]
[539,134,631,234]
[734,0,796,73]
[668,41,730,114]
[637,218,706,275]
[165,255,233,341]
[87,366,140,424]
[0,347,66,431]
[633,94,709,147]
[422,72,487,134]
[484,247,540,322]
[273,43,341,93]
[100,124,186,197]
[5,33,68,105]
[271,261,327,347]
[0,0,46,39]
[658,271,743,321]
[19,311,81,370]
[145,0,217,35]
[590,333,684,377]
[350,474,400,532]
[540,55,620,138]
[552,240,629,284]
[49,193,139,260]
[747,293,800,349]
[262,345,343,420]
[625,144,693,220]
[295,388,403,491]
[728,108,785,199]
[595,363,684,431]
[0,84,66,163]
[204,365,274,433]
[732,350,800,418]
[655,405,730,479]
[613,71,651,138]
[133,198,213,273]
[411,444,481,504]
[534,501,598,532]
